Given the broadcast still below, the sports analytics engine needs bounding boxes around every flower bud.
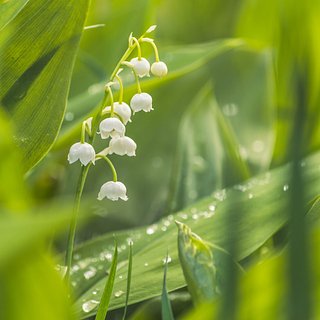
[97,181,128,201]
[99,117,125,139]
[68,142,95,166]
[108,136,137,156]
[151,61,168,77]
[130,57,150,78]
[130,93,153,113]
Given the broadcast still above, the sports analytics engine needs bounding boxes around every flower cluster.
[67,25,167,201]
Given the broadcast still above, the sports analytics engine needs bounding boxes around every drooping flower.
[130,92,153,113]
[103,102,132,125]
[151,61,168,77]
[99,117,125,139]
[97,181,128,201]
[130,57,150,78]
[68,142,95,166]
[108,136,137,156]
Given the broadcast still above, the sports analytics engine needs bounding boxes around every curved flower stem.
[142,38,160,62]
[132,68,142,93]
[96,154,118,181]
[130,36,142,59]
[115,74,124,104]
[65,164,90,282]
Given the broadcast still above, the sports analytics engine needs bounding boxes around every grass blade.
[95,243,118,320]
[122,241,133,320]
[161,253,175,320]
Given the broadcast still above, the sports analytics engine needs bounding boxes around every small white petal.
[97,181,128,201]
[108,136,137,156]
[151,61,168,77]
[130,57,150,78]
[68,142,95,165]
[130,93,153,113]
[99,118,125,139]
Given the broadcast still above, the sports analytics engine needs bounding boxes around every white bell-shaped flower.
[68,142,95,166]
[108,136,137,156]
[151,61,168,77]
[99,117,125,139]
[97,181,128,201]
[130,57,150,78]
[130,92,153,113]
[103,102,132,125]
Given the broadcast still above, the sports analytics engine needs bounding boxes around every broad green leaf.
[168,84,250,212]
[0,0,90,172]
[176,221,242,304]
[122,242,133,320]
[71,151,320,318]
[0,0,29,31]
[161,255,174,320]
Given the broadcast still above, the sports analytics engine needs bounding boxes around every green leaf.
[0,0,29,31]
[168,84,250,212]
[176,221,242,304]
[0,0,90,172]
[71,151,320,318]
[95,244,118,320]
[161,254,175,320]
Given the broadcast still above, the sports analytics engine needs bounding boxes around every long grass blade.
[161,253,174,320]
[122,241,133,320]
[95,243,118,320]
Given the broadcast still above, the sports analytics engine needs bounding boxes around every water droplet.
[283,184,289,192]
[119,275,123,280]
[248,193,253,199]
[144,262,149,267]
[82,300,99,313]
[146,224,158,235]
[192,213,199,220]
[222,103,238,116]
[209,205,216,212]
[72,264,80,272]
[114,290,124,298]
[84,267,97,280]
[55,264,67,277]
[213,189,227,202]
[92,288,100,295]
[162,256,172,264]
[161,226,167,231]
[65,112,74,121]
[178,212,188,220]
[192,156,206,172]
[163,219,171,227]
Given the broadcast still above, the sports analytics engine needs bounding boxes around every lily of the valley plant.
[65,25,168,279]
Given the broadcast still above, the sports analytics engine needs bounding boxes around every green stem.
[130,36,142,59]
[115,74,124,104]
[143,39,160,61]
[96,154,118,181]
[65,164,90,282]
[132,68,142,93]
[80,122,86,143]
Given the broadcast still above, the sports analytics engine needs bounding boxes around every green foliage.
[0,0,90,172]
[70,150,320,318]
[161,255,174,320]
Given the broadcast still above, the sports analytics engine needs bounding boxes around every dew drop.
[178,212,188,220]
[84,267,97,280]
[222,103,238,116]
[248,193,253,199]
[144,262,149,267]
[283,184,289,192]
[92,288,100,295]
[114,290,124,298]
[146,224,157,235]
[119,275,123,280]
[82,300,99,313]
[65,112,74,121]
[162,256,172,264]
[192,213,199,220]
[161,226,167,231]
[209,205,216,212]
